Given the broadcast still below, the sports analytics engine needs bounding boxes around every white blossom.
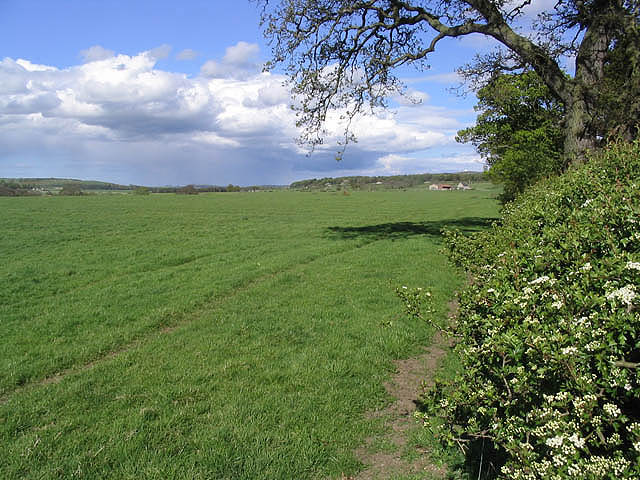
[603,403,621,418]
[606,284,637,306]
[545,435,564,448]
[529,275,550,285]
[568,433,585,449]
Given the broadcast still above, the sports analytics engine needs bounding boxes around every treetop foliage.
[456,71,565,202]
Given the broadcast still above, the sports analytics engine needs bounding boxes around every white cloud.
[14,58,57,72]
[413,72,462,84]
[192,131,241,147]
[148,44,172,60]
[200,60,232,78]
[223,41,259,65]
[80,45,115,63]
[371,151,483,176]
[391,88,430,106]
[520,0,557,17]
[456,33,500,50]
[350,111,449,152]
[200,41,261,79]
[376,153,414,174]
[176,49,199,61]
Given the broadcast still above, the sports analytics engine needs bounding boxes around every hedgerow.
[416,140,640,478]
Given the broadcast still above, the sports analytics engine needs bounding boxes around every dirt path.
[348,333,451,480]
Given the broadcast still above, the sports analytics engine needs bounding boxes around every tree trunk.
[562,3,611,165]
[563,94,599,165]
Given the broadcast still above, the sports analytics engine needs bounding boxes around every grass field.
[1,188,499,479]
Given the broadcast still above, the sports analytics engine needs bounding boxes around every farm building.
[429,184,453,191]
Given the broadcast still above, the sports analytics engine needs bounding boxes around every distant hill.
[289,171,486,190]
[1,172,487,196]
[0,178,131,194]
[0,178,287,196]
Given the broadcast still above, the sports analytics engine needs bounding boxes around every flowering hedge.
[418,141,640,478]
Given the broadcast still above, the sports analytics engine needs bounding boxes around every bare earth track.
[346,333,451,480]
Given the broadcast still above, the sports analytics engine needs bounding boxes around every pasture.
[1,188,498,478]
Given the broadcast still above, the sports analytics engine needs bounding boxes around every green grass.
[0,189,499,479]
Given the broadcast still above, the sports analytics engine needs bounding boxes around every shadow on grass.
[450,438,505,480]
[325,216,498,241]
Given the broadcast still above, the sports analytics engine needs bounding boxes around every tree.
[176,184,199,195]
[59,184,84,196]
[259,0,640,162]
[457,71,565,202]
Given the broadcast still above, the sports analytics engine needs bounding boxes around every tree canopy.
[457,71,565,202]
[259,0,640,162]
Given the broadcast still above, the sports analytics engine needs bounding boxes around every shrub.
[59,184,84,196]
[133,186,151,195]
[176,184,199,195]
[416,140,640,478]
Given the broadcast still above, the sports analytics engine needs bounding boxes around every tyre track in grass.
[344,333,450,480]
[343,300,460,479]
[0,236,386,405]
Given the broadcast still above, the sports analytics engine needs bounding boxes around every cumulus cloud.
[200,41,261,79]
[0,43,474,185]
[223,41,259,65]
[391,88,430,106]
[369,151,483,176]
[15,58,57,72]
[376,153,415,174]
[80,45,115,62]
[148,44,172,60]
[349,111,448,152]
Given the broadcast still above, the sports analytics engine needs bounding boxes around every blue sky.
[0,0,527,186]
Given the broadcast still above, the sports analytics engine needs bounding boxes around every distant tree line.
[0,179,285,196]
[290,172,485,191]
[59,184,85,196]
[149,184,281,194]
[0,178,133,196]
[0,180,41,196]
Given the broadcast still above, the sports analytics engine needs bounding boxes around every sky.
[0,0,549,186]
